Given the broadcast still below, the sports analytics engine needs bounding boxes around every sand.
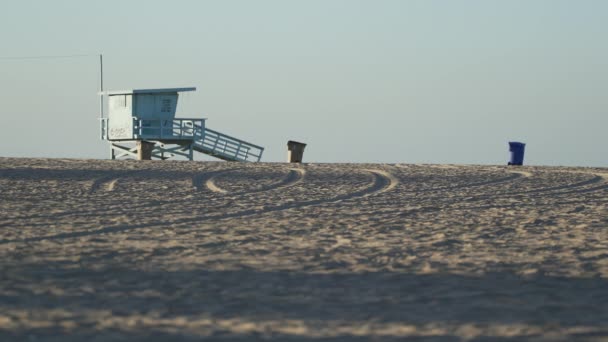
[0,157,607,341]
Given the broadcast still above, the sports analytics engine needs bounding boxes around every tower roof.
[105,87,196,95]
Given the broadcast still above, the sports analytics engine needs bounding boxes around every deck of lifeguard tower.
[100,87,264,162]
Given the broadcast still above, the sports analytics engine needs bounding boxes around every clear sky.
[1,0,606,166]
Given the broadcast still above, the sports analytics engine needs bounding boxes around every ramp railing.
[101,117,263,162]
[134,118,205,141]
[193,125,264,162]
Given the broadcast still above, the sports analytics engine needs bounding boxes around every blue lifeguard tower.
[100,87,264,161]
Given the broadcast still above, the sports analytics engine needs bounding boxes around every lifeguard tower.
[99,87,264,161]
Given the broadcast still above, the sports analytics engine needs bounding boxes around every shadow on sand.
[1,261,607,341]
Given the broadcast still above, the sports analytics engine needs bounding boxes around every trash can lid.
[287,140,307,147]
[508,141,526,147]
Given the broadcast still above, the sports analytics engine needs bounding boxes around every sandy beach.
[0,157,607,341]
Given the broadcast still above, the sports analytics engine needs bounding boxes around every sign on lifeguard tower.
[100,87,264,162]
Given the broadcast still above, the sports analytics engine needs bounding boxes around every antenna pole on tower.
[99,54,104,119]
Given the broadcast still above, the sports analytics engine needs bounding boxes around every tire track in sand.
[514,174,605,195]
[89,174,123,194]
[467,171,608,201]
[551,172,608,195]
[191,169,242,192]
[205,168,306,195]
[403,171,525,195]
[4,169,398,243]
[396,171,608,215]
[7,170,224,222]
[207,169,395,216]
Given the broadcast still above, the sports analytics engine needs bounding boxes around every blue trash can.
[508,142,526,166]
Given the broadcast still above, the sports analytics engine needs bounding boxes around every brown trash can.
[287,141,307,163]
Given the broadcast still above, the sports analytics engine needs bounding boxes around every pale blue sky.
[1,0,606,165]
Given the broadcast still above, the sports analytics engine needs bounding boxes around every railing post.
[235,144,242,160]
[213,135,220,151]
